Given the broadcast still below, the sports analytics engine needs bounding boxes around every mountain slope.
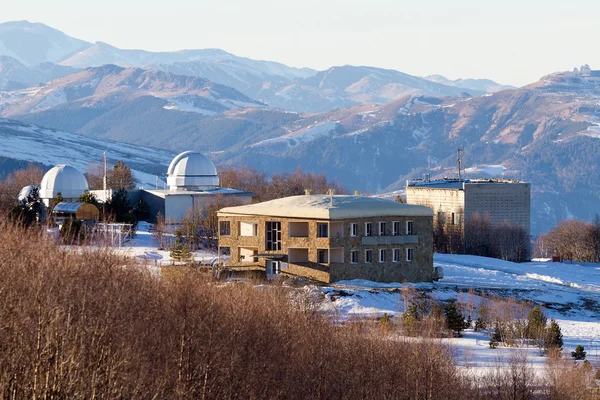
[0,55,79,90]
[210,71,600,235]
[0,118,175,187]
[0,21,91,66]
[0,64,262,118]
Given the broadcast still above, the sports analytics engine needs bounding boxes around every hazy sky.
[1,0,596,86]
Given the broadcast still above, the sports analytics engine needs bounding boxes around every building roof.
[52,202,87,213]
[406,178,527,190]
[40,164,88,199]
[143,187,252,199]
[218,195,433,220]
[167,151,219,191]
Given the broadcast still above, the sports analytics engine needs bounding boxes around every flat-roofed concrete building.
[217,195,438,283]
[406,179,531,239]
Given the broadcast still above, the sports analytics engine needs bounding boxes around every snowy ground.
[118,223,600,373]
[112,221,224,267]
[321,254,600,374]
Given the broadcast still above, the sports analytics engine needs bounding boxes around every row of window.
[219,220,415,238]
[351,221,413,237]
[350,248,413,264]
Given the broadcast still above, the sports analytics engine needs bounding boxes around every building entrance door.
[266,260,281,280]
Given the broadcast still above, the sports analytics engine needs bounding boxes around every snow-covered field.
[322,254,600,374]
[121,223,600,374]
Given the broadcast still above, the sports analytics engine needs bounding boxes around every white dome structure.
[167,151,219,191]
[40,164,88,200]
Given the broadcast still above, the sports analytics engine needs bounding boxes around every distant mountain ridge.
[0,21,513,113]
[0,21,90,66]
[425,74,515,93]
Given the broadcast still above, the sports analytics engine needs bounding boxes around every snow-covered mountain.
[0,21,498,113]
[425,74,515,93]
[0,64,262,118]
[0,21,90,66]
[0,118,175,187]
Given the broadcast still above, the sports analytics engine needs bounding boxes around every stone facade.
[218,214,434,283]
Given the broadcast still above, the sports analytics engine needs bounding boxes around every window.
[365,249,372,263]
[392,221,400,236]
[350,223,358,237]
[406,221,413,235]
[219,221,231,236]
[378,249,386,263]
[365,222,372,237]
[406,248,413,262]
[240,221,258,236]
[318,249,329,263]
[378,222,386,236]
[266,221,281,251]
[351,250,359,264]
[317,223,328,238]
[393,248,400,262]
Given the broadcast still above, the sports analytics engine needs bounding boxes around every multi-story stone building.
[217,195,437,283]
[406,179,531,239]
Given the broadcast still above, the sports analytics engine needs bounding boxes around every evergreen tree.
[402,304,420,336]
[527,306,547,337]
[444,302,466,337]
[133,199,150,221]
[544,319,563,351]
[489,325,501,349]
[78,189,99,207]
[49,192,64,211]
[107,189,132,222]
[12,186,44,226]
[571,345,587,360]
[170,230,191,261]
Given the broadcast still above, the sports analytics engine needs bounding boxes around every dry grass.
[1,221,598,399]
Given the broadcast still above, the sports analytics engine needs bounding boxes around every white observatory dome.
[40,165,88,200]
[167,151,219,191]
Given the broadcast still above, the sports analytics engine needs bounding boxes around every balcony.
[361,235,419,246]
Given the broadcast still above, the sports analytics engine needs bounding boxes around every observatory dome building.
[40,165,88,206]
[167,151,220,191]
[91,150,253,222]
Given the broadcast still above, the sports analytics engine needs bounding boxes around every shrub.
[444,301,466,337]
[571,345,587,360]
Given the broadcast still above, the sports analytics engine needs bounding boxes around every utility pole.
[457,148,464,181]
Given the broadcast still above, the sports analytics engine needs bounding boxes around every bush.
[379,313,393,333]
[444,301,466,337]
[571,345,587,360]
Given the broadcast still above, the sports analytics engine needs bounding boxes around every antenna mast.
[457,148,464,181]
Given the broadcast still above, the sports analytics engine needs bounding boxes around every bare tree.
[108,161,136,190]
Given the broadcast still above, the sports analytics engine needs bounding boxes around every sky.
[0,0,597,86]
